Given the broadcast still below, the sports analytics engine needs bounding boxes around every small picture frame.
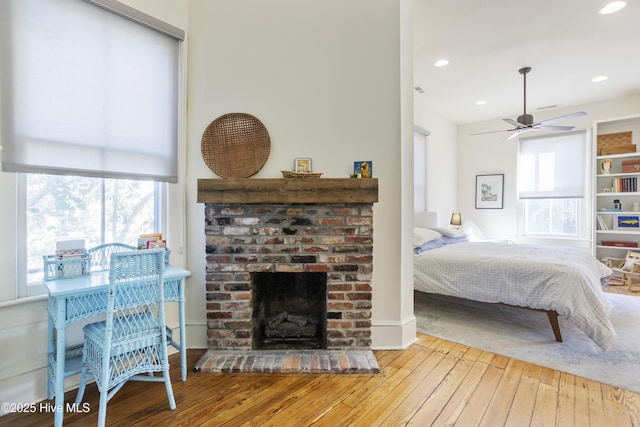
[295,158,312,172]
[475,174,504,209]
[613,215,640,230]
[354,161,372,178]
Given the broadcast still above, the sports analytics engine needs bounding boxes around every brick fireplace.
[194,178,380,373]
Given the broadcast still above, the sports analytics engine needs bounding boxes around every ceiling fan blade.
[503,131,521,142]
[538,111,586,126]
[535,125,575,131]
[503,128,534,142]
[503,118,528,129]
[470,128,517,136]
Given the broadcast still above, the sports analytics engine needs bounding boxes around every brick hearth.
[194,349,380,374]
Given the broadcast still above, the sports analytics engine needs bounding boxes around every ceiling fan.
[473,67,586,141]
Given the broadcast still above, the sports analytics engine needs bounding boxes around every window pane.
[551,199,577,235]
[524,198,577,236]
[26,174,156,283]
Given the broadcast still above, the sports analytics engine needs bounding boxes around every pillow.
[440,235,469,245]
[413,227,442,247]
[427,226,467,238]
[414,238,444,254]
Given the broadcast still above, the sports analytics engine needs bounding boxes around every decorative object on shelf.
[201,112,271,178]
[613,214,640,230]
[600,158,613,174]
[354,161,372,178]
[350,173,361,178]
[633,203,640,212]
[597,131,634,156]
[281,170,323,179]
[614,199,623,210]
[475,174,504,209]
[294,158,312,173]
[622,159,640,173]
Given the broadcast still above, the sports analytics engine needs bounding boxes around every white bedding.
[414,242,616,350]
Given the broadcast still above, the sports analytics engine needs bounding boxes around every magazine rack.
[43,255,90,280]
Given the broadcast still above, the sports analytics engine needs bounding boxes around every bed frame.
[413,211,563,342]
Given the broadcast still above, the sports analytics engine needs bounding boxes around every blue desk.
[44,266,190,427]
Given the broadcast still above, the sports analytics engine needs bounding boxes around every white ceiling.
[413,0,640,126]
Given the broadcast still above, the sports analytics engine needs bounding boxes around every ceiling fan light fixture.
[470,66,586,139]
[592,75,608,82]
[599,1,626,15]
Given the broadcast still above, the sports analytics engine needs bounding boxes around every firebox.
[252,272,327,350]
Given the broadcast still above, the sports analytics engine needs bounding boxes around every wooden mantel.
[197,178,378,204]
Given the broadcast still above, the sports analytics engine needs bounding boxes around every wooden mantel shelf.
[197,178,378,204]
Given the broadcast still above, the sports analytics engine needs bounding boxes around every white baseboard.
[371,315,417,350]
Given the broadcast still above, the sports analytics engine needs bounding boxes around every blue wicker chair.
[87,243,137,272]
[74,249,175,426]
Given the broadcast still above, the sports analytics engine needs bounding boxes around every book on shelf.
[601,241,639,247]
[612,177,638,193]
[597,215,608,230]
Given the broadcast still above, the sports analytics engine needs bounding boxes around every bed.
[413,213,616,350]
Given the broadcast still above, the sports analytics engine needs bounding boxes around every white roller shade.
[0,0,184,182]
[518,131,587,199]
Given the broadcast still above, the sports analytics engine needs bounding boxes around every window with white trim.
[518,131,589,238]
[0,0,184,300]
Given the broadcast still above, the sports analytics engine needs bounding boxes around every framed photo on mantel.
[475,174,504,209]
[295,158,312,172]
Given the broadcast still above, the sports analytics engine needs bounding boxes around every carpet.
[414,291,640,393]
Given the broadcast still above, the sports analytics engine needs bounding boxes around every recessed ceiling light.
[475,100,487,105]
[599,1,626,14]
[434,59,449,67]
[592,75,608,82]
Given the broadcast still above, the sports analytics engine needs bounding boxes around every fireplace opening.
[252,272,327,350]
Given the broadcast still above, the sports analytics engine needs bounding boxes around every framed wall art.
[475,174,504,209]
[613,214,640,230]
[295,158,312,172]
[354,161,372,178]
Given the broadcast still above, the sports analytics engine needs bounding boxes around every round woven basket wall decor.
[201,113,271,178]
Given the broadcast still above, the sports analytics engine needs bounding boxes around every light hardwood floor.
[2,286,639,427]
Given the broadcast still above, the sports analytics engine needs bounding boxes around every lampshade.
[450,212,462,226]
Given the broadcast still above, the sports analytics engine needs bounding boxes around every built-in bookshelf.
[594,115,640,264]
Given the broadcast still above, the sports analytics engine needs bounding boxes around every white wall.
[457,94,640,241]
[184,0,414,350]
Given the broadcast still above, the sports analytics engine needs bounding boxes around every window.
[414,127,430,212]
[518,131,589,237]
[19,175,162,296]
[0,0,184,300]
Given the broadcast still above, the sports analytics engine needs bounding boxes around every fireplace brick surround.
[196,178,379,373]
[204,202,374,350]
